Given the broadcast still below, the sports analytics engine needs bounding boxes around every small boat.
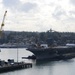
[22,55,36,59]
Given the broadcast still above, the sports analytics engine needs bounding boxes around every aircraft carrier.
[27,44,75,61]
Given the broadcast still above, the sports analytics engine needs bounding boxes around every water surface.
[0,48,75,75]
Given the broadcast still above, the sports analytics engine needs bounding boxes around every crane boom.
[1,11,7,30]
[0,11,7,37]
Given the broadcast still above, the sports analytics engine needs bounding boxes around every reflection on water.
[36,58,74,65]
[0,48,75,75]
[0,48,33,62]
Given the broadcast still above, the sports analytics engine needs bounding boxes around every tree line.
[0,31,75,45]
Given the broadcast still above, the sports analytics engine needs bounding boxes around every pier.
[0,59,32,73]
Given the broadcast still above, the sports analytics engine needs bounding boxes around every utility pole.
[17,48,19,62]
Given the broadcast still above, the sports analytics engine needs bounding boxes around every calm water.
[0,48,75,75]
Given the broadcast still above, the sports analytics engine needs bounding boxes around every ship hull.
[27,46,75,60]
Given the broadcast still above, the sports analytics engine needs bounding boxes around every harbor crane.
[0,11,7,36]
[0,11,7,32]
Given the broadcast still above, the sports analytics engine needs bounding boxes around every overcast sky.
[0,0,75,32]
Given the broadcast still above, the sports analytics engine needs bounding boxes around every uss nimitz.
[27,43,75,61]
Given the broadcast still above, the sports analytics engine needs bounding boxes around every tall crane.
[0,11,7,37]
[0,11,7,31]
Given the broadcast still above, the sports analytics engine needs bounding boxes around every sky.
[0,0,75,32]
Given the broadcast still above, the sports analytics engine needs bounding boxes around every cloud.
[3,0,37,13]
[21,2,37,12]
[69,11,75,15]
[1,0,75,32]
[3,0,20,8]
[52,6,66,20]
[70,0,75,5]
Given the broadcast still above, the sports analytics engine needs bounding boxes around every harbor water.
[0,48,75,75]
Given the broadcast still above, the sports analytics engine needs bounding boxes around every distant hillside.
[0,31,75,45]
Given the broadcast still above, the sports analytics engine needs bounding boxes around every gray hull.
[27,47,75,60]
